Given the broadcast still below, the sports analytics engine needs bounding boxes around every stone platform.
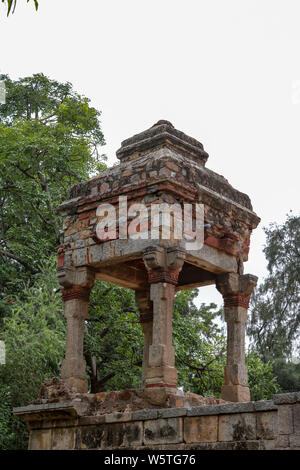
[14,392,300,450]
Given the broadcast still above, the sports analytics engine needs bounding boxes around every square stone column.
[216,273,257,402]
[142,247,185,404]
[135,289,153,387]
[58,267,95,393]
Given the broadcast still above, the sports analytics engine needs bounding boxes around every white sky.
[0,0,299,307]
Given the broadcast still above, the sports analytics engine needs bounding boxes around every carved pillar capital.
[216,273,257,309]
[58,266,95,290]
[58,266,95,305]
[143,246,185,285]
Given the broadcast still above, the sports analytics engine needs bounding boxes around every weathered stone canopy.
[15,122,300,451]
[57,120,260,403]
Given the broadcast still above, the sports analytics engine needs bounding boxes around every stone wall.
[14,392,300,450]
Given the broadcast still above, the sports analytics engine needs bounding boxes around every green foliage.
[246,352,280,401]
[1,0,38,16]
[0,73,105,316]
[0,72,106,449]
[0,385,15,450]
[248,213,300,361]
[272,359,300,393]
[0,256,66,449]
[85,282,144,392]
[173,290,226,397]
[85,287,228,397]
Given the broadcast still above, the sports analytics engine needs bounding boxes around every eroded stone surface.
[218,413,256,441]
[184,416,218,443]
[144,417,183,445]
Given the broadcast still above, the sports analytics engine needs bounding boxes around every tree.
[248,213,300,362]
[0,73,105,318]
[246,352,280,401]
[173,290,226,397]
[85,281,144,392]
[1,0,38,16]
[272,358,300,393]
[84,288,228,396]
[0,256,66,449]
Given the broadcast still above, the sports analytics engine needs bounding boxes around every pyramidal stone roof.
[60,120,259,231]
[116,120,209,165]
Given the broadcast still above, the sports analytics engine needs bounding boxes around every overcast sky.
[0,0,299,306]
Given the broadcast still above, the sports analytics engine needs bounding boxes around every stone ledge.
[131,409,158,421]
[105,412,133,423]
[274,392,300,405]
[187,401,255,416]
[14,402,74,413]
[253,400,277,411]
[15,398,281,425]
[13,401,88,422]
[157,407,187,419]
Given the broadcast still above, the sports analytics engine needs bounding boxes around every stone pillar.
[58,267,95,393]
[142,247,185,403]
[135,290,153,387]
[216,273,257,402]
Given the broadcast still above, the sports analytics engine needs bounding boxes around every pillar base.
[144,385,177,406]
[63,377,88,394]
[145,365,178,386]
[221,384,250,402]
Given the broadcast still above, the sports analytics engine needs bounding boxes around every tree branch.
[0,247,39,274]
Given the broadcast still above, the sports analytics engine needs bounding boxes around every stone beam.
[95,264,148,290]
[185,244,238,274]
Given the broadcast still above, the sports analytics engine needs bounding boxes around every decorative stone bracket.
[216,273,257,309]
[143,246,185,285]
